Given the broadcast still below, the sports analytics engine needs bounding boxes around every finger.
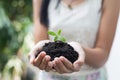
[33,51,46,66]
[73,61,84,71]
[39,55,50,70]
[45,61,53,72]
[59,56,74,71]
[53,58,62,73]
[56,57,72,73]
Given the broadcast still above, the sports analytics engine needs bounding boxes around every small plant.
[36,29,78,63]
[48,29,66,42]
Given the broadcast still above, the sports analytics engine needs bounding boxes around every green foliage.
[48,29,66,42]
[2,56,24,80]
[0,0,32,21]
[0,0,32,72]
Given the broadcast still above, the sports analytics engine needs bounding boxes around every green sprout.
[48,29,66,42]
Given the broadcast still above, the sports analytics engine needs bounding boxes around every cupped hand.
[52,41,85,74]
[28,40,53,72]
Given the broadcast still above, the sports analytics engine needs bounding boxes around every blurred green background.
[0,0,36,80]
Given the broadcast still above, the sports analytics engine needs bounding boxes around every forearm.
[33,0,42,22]
[83,47,109,68]
[83,0,119,68]
[33,0,49,44]
[33,22,49,44]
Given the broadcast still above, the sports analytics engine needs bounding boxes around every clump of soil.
[35,41,78,63]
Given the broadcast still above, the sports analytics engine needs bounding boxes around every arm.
[30,0,119,73]
[84,0,120,68]
[29,0,53,72]
[51,0,120,73]
[33,0,49,44]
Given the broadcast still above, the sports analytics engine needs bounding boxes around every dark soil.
[35,41,78,63]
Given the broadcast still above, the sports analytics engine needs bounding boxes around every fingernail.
[45,55,49,61]
[40,51,46,55]
[55,57,59,63]
[55,57,59,60]
[59,56,64,60]
[52,61,56,66]
[59,56,63,58]
[48,62,52,67]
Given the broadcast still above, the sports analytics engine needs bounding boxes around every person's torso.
[48,0,104,76]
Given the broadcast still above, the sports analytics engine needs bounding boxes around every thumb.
[73,61,84,71]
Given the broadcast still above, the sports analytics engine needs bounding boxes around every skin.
[29,0,120,74]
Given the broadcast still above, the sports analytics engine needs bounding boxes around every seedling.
[36,29,78,63]
[48,29,66,42]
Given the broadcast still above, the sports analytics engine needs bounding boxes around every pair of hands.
[28,40,85,74]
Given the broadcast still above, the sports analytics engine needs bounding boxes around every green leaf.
[48,31,57,36]
[48,29,66,42]
[54,36,58,41]
[61,37,66,42]
[57,36,66,42]
[57,29,61,35]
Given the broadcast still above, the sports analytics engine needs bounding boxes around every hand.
[52,41,85,74]
[28,40,53,72]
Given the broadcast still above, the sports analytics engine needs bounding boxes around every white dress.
[39,0,107,80]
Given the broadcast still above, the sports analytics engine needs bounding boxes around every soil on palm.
[35,41,79,63]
